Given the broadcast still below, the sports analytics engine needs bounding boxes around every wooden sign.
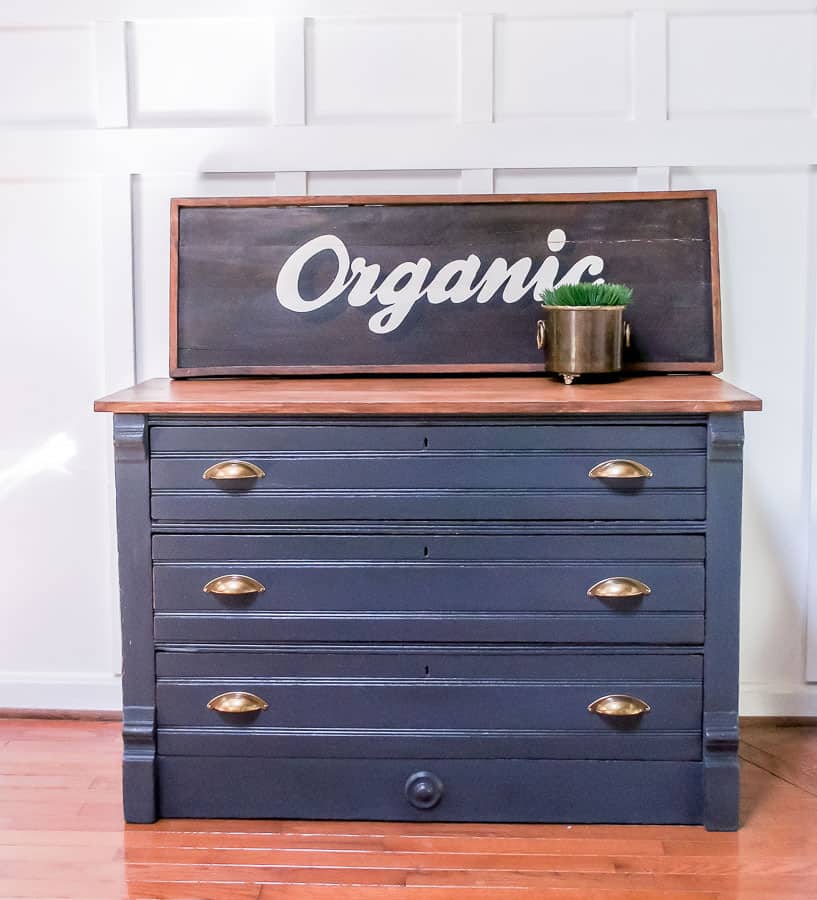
[170,192,721,376]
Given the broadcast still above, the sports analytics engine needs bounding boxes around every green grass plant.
[539,282,633,307]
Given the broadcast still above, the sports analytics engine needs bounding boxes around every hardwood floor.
[1,718,817,899]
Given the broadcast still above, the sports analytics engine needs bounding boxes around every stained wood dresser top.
[95,375,761,416]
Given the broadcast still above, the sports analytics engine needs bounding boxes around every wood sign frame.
[169,191,722,377]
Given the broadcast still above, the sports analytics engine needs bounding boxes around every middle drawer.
[153,533,705,645]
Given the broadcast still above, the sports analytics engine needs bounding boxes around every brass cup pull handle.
[202,460,266,480]
[587,577,652,600]
[207,692,269,714]
[536,319,547,351]
[588,459,653,480]
[588,695,651,717]
[203,574,266,596]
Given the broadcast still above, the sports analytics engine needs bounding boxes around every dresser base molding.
[158,757,705,825]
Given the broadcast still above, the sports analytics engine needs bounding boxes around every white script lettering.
[275,230,605,334]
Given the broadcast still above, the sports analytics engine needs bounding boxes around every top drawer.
[151,422,707,454]
[150,421,707,523]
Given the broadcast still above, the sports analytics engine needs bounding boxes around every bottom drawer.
[156,649,702,761]
[157,756,704,824]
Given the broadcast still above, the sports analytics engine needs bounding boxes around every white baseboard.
[740,683,817,717]
[0,671,122,712]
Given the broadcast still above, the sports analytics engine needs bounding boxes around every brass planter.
[536,306,630,385]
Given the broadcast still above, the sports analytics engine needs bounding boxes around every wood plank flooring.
[0,718,816,899]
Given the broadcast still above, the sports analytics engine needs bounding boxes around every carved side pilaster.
[703,412,744,831]
[112,414,156,822]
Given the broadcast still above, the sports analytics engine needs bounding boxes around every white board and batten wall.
[1,0,815,715]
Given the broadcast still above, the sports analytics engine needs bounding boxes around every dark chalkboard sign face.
[170,192,721,376]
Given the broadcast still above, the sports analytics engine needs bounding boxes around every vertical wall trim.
[804,165,817,680]
[277,171,308,195]
[99,173,136,392]
[460,169,493,193]
[93,20,129,128]
[637,166,670,190]
[274,17,306,125]
[459,14,493,124]
[633,9,668,122]
[811,11,817,117]
[99,173,135,678]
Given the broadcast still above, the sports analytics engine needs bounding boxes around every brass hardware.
[588,695,651,717]
[202,460,266,480]
[588,459,653,479]
[203,574,266,596]
[587,577,652,600]
[206,691,269,714]
[624,321,631,349]
[536,319,546,351]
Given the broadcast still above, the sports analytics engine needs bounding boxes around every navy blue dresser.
[96,374,761,830]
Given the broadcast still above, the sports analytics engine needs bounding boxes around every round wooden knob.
[405,771,444,810]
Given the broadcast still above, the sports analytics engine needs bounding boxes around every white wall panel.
[4,2,817,714]
[494,16,632,119]
[673,167,812,708]
[307,169,461,194]
[0,179,115,698]
[494,168,637,193]
[306,17,458,123]
[668,13,815,117]
[133,172,277,381]
[128,19,274,125]
[0,27,95,126]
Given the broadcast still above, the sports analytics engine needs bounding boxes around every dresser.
[95,373,760,830]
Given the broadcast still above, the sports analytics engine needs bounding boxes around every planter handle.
[536,319,547,351]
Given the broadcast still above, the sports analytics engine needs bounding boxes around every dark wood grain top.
[95,375,761,416]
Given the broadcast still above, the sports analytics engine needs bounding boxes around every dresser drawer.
[150,421,706,522]
[150,422,708,454]
[150,452,704,521]
[156,650,702,762]
[153,532,705,644]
